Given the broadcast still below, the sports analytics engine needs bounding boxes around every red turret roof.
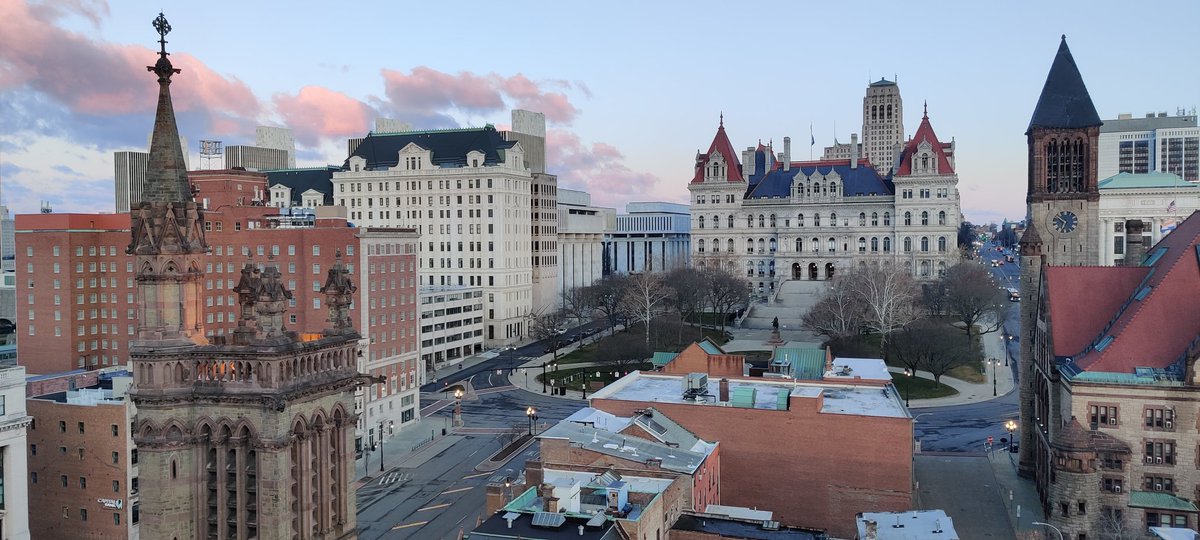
[692,117,744,184]
[895,110,954,176]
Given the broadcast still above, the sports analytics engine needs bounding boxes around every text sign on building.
[97,498,124,509]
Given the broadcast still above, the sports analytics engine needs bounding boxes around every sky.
[1,1,1198,225]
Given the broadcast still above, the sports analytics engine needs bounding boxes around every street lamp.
[453,388,464,427]
[541,362,548,393]
[1031,522,1064,540]
[378,420,394,472]
[990,358,1000,396]
[526,406,538,435]
[1005,420,1017,452]
[902,368,912,407]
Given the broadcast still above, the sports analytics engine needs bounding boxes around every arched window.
[904,212,912,226]
[814,214,821,227]
[811,238,820,253]
[884,212,891,226]
[830,213,838,227]
[727,239,734,252]
[697,239,706,253]
[871,105,877,120]
[871,212,879,226]
[698,216,705,229]
[938,261,947,276]
[798,213,805,227]
[921,211,929,226]
[920,260,930,276]
[938,236,947,252]
[921,236,930,252]
[746,239,754,253]
[827,238,836,252]
[883,237,891,251]
[747,215,754,228]
[796,238,804,252]
[769,238,777,252]
[727,215,734,228]
[712,215,720,229]
[858,237,867,252]
[887,104,893,119]
[769,214,777,227]
[903,237,912,252]
[830,182,838,196]
[859,213,867,226]
[711,238,720,252]
[871,237,879,252]
[758,215,765,228]
[938,210,947,226]
[757,238,765,252]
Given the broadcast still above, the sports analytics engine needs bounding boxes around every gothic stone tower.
[1018,36,1102,478]
[862,78,904,172]
[128,14,365,539]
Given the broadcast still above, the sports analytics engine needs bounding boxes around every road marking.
[442,486,473,495]
[418,503,451,512]
[462,472,490,479]
[392,521,428,530]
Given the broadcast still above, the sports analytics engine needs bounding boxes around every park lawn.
[535,363,654,391]
[893,375,959,400]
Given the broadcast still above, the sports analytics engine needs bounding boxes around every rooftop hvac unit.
[1114,485,1121,493]
[1156,457,1164,464]
[1109,418,1117,425]
[1155,483,1163,491]
[684,373,709,392]
[1165,420,1173,429]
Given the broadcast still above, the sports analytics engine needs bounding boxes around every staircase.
[741,280,827,330]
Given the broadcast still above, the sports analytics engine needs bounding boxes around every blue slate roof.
[265,166,339,206]
[1027,37,1101,133]
[344,125,517,171]
[745,161,893,199]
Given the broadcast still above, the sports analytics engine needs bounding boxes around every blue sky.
[2,0,1197,225]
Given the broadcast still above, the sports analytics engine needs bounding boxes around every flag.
[810,124,815,147]
[1167,200,1177,213]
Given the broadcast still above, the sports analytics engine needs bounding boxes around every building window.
[80,477,86,489]
[1090,405,1118,428]
[81,508,88,521]
[1144,475,1174,492]
[111,424,118,437]
[1102,477,1123,492]
[1145,407,1175,430]
[1144,440,1175,465]
[904,212,911,226]
[59,421,66,433]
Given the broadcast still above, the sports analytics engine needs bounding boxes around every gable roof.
[692,118,744,184]
[344,125,517,170]
[1027,37,1102,133]
[1050,210,1200,376]
[894,112,955,176]
[265,167,339,206]
[745,158,893,199]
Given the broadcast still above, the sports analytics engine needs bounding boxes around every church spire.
[143,12,192,204]
[1027,35,1101,134]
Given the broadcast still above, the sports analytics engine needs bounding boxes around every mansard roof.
[1048,211,1200,377]
[344,125,517,171]
[745,158,893,199]
[265,167,338,206]
[1027,36,1102,134]
[894,111,955,176]
[691,117,744,184]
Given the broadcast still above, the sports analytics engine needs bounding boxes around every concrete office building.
[502,110,560,316]
[557,189,613,295]
[0,365,30,540]
[418,286,485,374]
[1097,172,1200,265]
[604,202,691,276]
[1098,111,1199,182]
[224,145,290,172]
[112,137,187,213]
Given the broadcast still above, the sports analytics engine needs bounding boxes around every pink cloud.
[0,1,259,131]
[274,86,376,146]
[379,66,580,125]
[546,128,662,208]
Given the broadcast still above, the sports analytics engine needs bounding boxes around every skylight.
[1095,336,1114,352]
[1143,247,1168,267]
[1134,286,1152,301]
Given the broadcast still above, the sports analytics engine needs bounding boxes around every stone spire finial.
[320,255,358,336]
[142,12,191,205]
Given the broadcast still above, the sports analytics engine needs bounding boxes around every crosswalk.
[377,471,411,487]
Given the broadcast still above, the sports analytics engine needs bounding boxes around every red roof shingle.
[692,119,744,184]
[895,112,954,177]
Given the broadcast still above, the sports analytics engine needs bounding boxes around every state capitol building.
[688,79,962,295]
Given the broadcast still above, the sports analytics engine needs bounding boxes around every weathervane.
[148,12,180,80]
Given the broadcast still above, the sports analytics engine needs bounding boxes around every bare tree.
[886,320,939,378]
[941,262,1008,349]
[561,285,595,329]
[621,272,674,349]
[801,274,865,340]
[848,264,920,355]
[705,267,749,334]
[1097,508,1140,540]
[585,275,629,335]
[602,332,650,374]
[666,267,709,341]
[920,323,974,386]
[526,309,566,360]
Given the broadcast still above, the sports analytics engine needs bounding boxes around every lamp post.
[378,420,394,473]
[990,358,1000,396]
[1031,522,1064,540]
[1005,420,1017,452]
[526,406,538,435]
[902,368,912,407]
[581,370,587,399]
[541,362,548,393]
[453,388,464,427]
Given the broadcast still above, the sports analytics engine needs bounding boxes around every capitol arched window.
[904,212,912,226]
[938,210,947,226]
[884,212,891,226]
[883,237,891,252]
[921,211,929,226]
[921,237,930,252]
[769,214,777,227]
[858,237,867,252]
[859,213,866,227]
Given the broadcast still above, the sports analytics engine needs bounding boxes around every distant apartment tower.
[557,189,612,294]
[113,151,148,213]
[1098,111,1199,182]
[502,110,559,315]
[1,204,14,271]
[604,202,691,275]
[255,125,296,167]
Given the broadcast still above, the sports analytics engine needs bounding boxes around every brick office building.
[17,169,422,443]
[587,371,912,539]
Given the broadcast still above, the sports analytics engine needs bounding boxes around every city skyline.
[2,0,1197,225]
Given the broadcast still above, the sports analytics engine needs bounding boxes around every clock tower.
[1024,35,1102,267]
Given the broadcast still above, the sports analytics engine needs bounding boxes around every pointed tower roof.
[691,116,744,184]
[1027,36,1101,134]
[142,12,193,204]
[894,108,954,176]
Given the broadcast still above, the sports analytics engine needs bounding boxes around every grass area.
[893,375,959,400]
[556,316,730,366]
[535,363,654,391]
[949,364,987,384]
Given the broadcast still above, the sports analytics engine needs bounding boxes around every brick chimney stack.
[719,378,730,403]
[1124,219,1146,266]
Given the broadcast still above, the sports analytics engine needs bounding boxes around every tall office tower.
[1098,111,1199,182]
[114,151,148,213]
[862,78,904,172]
[127,15,363,539]
[255,125,297,168]
[502,110,559,315]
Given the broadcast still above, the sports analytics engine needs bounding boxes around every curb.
[476,435,539,473]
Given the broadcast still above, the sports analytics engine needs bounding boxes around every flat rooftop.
[539,417,713,474]
[672,514,824,540]
[591,372,908,419]
[858,510,959,540]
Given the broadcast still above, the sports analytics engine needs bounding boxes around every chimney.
[864,519,878,540]
[743,148,755,176]
[546,496,560,513]
[849,134,859,169]
[719,378,730,403]
[783,137,791,171]
[1124,219,1146,266]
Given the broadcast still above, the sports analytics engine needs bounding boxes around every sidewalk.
[902,326,1016,408]
[508,327,629,401]
[987,446,1045,534]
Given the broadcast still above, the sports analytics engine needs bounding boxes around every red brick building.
[588,372,912,539]
[16,169,422,443]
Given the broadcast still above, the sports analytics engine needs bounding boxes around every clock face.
[1052,211,1078,234]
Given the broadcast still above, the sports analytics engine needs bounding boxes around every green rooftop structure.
[1129,490,1199,512]
[650,352,679,369]
[1098,172,1195,190]
[771,347,826,380]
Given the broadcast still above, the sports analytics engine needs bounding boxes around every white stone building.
[1097,172,1200,265]
[689,108,960,296]
[604,202,691,276]
[1098,111,1199,182]
[557,189,613,295]
[333,123,534,344]
[418,286,485,374]
[0,365,31,539]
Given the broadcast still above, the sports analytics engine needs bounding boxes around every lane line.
[391,521,429,530]
[441,486,473,495]
[418,503,451,512]
[462,472,489,479]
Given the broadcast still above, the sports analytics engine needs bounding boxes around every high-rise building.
[862,78,905,172]
[224,145,290,171]
[124,18,364,538]
[255,125,297,168]
[502,110,559,316]
[114,151,148,214]
[1098,112,1199,182]
[0,365,31,540]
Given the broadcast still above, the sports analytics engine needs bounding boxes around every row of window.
[340,178,496,193]
[697,210,949,229]
[697,235,948,254]
[1089,404,1180,432]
